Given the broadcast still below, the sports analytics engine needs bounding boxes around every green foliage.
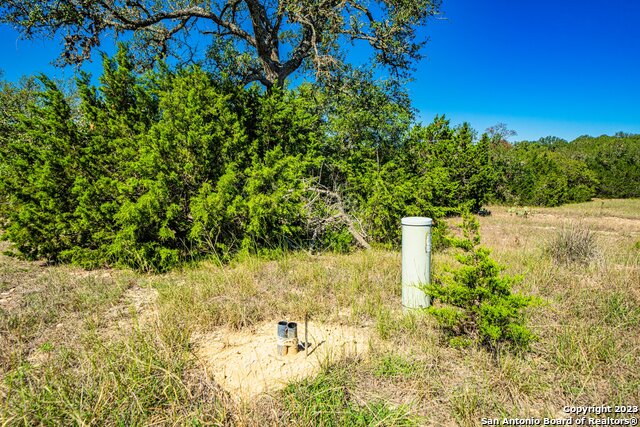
[491,141,598,207]
[317,102,494,246]
[108,66,248,270]
[491,132,640,205]
[7,46,633,272]
[1,76,83,261]
[0,73,38,150]
[560,134,640,198]
[425,213,537,353]
[1,47,333,271]
[66,48,159,268]
[405,119,496,212]
[281,368,419,426]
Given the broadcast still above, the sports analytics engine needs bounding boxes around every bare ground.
[194,320,372,399]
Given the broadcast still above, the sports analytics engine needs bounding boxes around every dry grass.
[547,223,600,265]
[1,199,639,425]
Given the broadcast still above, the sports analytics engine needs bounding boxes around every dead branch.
[306,186,371,250]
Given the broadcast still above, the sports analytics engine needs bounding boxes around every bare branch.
[306,186,371,249]
[105,5,257,48]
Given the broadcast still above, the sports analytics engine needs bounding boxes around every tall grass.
[2,320,232,425]
[1,199,639,425]
[547,223,600,264]
[279,366,420,426]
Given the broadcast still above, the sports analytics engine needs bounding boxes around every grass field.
[1,199,639,426]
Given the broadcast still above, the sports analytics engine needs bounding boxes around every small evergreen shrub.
[547,224,599,264]
[425,213,537,354]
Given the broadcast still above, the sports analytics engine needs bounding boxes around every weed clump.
[547,224,599,264]
[425,213,537,355]
[374,354,416,378]
[281,368,418,426]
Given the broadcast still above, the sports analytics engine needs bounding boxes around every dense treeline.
[491,139,598,207]
[1,49,638,271]
[492,134,639,206]
[0,48,493,271]
[560,134,640,198]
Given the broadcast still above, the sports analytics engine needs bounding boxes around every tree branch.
[105,5,257,48]
[307,186,371,249]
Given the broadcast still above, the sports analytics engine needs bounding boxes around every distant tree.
[536,136,567,147]
[490,142,597,206]
[0,0,441,88]
[614,131,633,138]
[0,72,39,141]
[485,122,517,147]
[561,134,640,198]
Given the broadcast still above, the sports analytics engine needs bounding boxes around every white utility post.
[401,216,432,311]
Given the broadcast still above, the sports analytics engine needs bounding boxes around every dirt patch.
[0,286,20,310]
[122,285,158,320]
[100,284,159,340]
[194,321,372,400]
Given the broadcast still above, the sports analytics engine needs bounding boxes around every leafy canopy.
[0,0,441,88]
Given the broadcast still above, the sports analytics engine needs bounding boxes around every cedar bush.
[1,76,83,262]
[425,213,537,353]
[0,47,496,271]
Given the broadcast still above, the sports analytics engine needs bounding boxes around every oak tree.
[1,0,441,88]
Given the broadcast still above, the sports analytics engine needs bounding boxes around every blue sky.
[411,0,640,140]
[1,0,639,141]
